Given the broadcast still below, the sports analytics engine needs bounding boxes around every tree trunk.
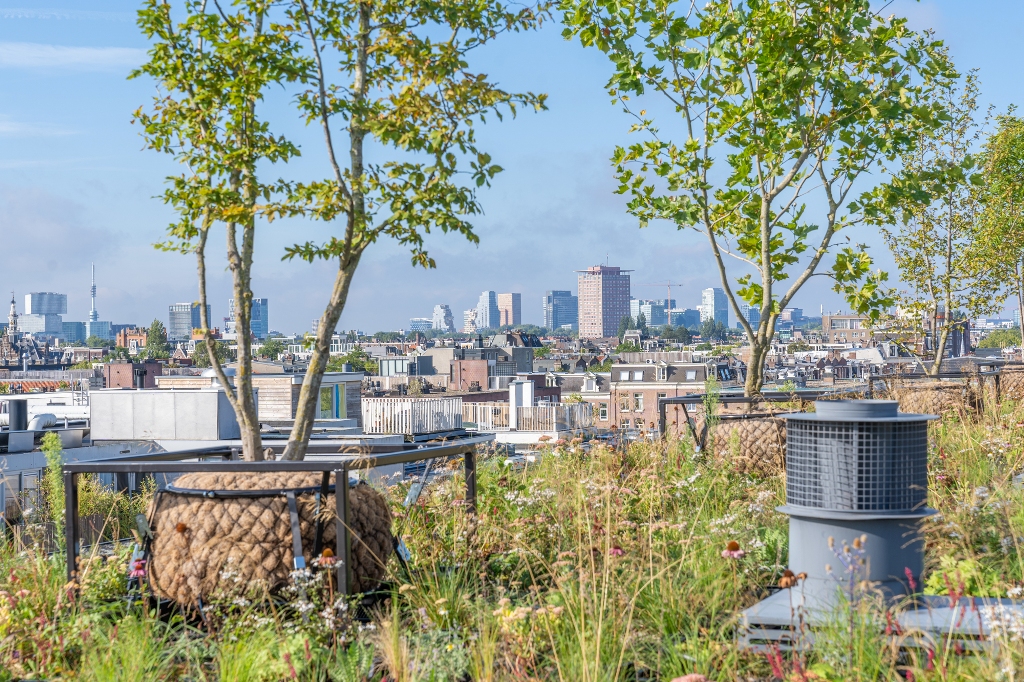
[280,256,361,461]
[930,324,952,376]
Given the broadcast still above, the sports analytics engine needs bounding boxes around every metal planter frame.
[63,437,490,595]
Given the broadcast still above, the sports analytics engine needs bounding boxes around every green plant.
[80,615,174,682]
[978,327,1021,349]
[40,432,65,539]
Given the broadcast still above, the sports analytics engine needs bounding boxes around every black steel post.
[64,470,79,581]
[335,467,351,595]
[464,448,477,514]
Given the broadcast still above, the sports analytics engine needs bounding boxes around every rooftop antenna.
[89,263,99,322]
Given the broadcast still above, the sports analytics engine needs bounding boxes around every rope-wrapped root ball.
[147,471,393,606]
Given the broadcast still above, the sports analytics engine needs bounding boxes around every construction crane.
[639,282,685,314]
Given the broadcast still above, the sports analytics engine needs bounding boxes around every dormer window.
[619,371,630,381]
[657,366,667,381]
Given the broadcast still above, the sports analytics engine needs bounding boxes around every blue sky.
[1,1,1021,334]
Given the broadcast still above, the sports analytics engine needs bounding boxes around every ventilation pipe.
[8,399,28,431]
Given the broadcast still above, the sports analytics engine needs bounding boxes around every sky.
[1,1,1022,335]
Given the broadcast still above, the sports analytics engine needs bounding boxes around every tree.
[617,315,634,340]
[257,338,286,360]
[635,311,648,337]
[192,340,233,368]
[978,328,1021,349]
[134,1,300,460]
[698,319,727,343]
[880,73,1002,375]
[980,115,1024,328]
[85,336,111,348]
[660,324,692,344]
[279,0,548,460]
[563,0,952,395]
[144,319,169,359]
[326,347,378,374]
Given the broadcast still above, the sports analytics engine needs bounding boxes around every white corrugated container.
[90,389,242,441]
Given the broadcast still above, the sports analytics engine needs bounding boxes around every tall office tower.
[543,290,579,331]
[462,308,478,334]
[432,304,455,333]
[227,297,269,338]
[629,299,668,327]
[20,291,67,335]
[496,292,521,327]
[475,291,499,330]
[576,265,631,338]
[738,302,761,328]
[700,287,729,326]
[169,302,212,341]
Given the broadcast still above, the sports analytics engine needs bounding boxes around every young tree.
[134,0,301,460]
[279,0,549,460]
[617,315,635,340]
[980,115,1024,328]
[636,311,648,337]
[563,0,952,395]
[144,319,169,359]
[880,73,1002,375]
[192,340,233,368]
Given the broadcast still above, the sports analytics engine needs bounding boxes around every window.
[585,379,596,392]
[599,402,608,420]
[633,393,644,412]
[618,371,630,381]
[657,393,667,404]
[657,366,667,381]
[619,396,631,412]
[685,370,697,381]
[318,386,335,420]
[634,418,645,429]
[633,371,644,381]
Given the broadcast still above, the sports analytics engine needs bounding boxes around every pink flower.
[905,566,917,591]
[721,540,745,559]
[609,546,625,557]
[128,559,146,579]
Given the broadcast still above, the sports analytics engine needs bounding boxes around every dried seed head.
[175,523,188,533]
[726,540,740,552]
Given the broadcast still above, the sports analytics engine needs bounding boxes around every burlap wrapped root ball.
[1000,367,1024,402]
[711,417,786,476]
[147,472,393,606]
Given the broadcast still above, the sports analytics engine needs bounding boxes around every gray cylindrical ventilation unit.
[8,399,28,431]
[780,400,935,598]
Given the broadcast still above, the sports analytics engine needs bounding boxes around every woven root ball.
[712,417,786,476]
[147,472,393,606]
[1001,368,1024,402]
[889,383,979,417]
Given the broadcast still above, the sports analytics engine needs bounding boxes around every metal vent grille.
[786,420,928,512]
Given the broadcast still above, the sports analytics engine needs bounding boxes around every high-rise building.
[699,287,729,326]
[475,291,499,330]
[543,290,578,331]
[629,299,668,327]
[576,265,632,338]
[738,303,761,329]
[462,308,478,334]
[62,321,86,344]
[670,309,701,329]
[25,292,67,316]
[409,318,433,332]
[21,292,65,337]
[169,302,211,341]
[226,297,269,339]
[432,304,455,333]
[497,293,521,327]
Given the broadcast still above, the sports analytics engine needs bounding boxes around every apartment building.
[577,265,631,338]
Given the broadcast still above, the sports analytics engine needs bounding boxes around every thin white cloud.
[0,41,144,70]
[0,116,74,137]
[0,8,134,21]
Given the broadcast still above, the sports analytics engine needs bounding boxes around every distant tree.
[636,312,648,337]
[108,346,131,361]
[564,0,953,395]
[660,324,692,344]
[698,320,727,343]
[787,342,812,353]
[615,341,642,353]
[534,346,552,359]
[978,328,1021,349]
[192,340,232,368]
[326,347,379,374]
[617,316,634,340]
[373,331,402,343]
[85,336,111,349]
[144,319,169,359]
[257,338,286,360]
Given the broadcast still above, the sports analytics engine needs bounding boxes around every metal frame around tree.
[63,437,491,595]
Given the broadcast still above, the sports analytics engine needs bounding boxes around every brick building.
[576,265,631,339]
[115,327,148,355]
[103,360,163,389]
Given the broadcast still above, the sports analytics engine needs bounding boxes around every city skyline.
[2,2,1020,332]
